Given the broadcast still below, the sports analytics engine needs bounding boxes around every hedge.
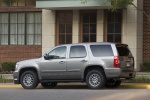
[140,61,150,72]
[1,62,16,72]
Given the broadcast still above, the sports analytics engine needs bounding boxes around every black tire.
[86,70,105,89]
[41,82,57,88]
[105,79,121,88]
[20,71,38,89]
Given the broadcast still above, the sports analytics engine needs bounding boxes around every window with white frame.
[0,12,42,45]
[0,13,9,45]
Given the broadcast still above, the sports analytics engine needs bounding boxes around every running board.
[40,80,83,83]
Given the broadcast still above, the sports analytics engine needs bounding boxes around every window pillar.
[42,9,56,55]
[122,0,143,71]
[97,10,104,42]
[72,10,79,43]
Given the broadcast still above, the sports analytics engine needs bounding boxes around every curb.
[120,84,150,89]
[0,84,150,89]
[0,85,22,89]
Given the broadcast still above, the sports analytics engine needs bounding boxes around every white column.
[97,10,104,42]
[122,0,143,71]
[42,9,56,55]
[72,10,79,43]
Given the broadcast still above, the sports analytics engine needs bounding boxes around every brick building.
[0,0,149,71]
[143,0,150,61]
[0,0,42,66]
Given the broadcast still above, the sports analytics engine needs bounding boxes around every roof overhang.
[36,0,112,10]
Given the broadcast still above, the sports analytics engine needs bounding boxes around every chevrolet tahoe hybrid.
[13,43,136,89]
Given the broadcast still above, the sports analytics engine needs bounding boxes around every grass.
[0,74,9,83]
[125,76,150,83]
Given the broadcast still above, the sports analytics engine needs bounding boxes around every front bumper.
[13,71,20,84]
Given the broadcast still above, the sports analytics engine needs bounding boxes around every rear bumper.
[120,71,136,79]
[105,68,136,79]
[13,71,20,84]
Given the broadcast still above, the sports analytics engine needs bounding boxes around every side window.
[48,46,66,59]
[70,45,87,58]
[116,46,132,56]
[90,45,114,57]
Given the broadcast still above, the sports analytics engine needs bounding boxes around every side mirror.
[44,54,49,60]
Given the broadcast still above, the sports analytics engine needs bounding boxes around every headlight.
[15,64,19,71]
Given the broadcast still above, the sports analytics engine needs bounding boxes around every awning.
[36,0,112,10]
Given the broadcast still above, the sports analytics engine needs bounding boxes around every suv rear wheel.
[86,70,105,89]
[41,82,57,88]
[20,71,38,89]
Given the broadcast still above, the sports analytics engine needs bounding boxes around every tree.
[0,0,36,6]
[108,0,134,11]
[81,0,150,20]
[109,0,150,20]
[0,0,17,6]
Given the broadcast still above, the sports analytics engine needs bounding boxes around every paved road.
[0,83,150,100]
[0,88,150,100]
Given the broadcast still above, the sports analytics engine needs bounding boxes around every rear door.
[116,44,134,71]
[66,45,89,80]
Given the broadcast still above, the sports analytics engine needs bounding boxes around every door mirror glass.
[44,54,49,60]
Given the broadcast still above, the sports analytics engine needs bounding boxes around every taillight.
[114,56,120,68]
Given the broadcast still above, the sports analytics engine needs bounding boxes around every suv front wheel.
[20,71,39,89]
[86,70,105,89]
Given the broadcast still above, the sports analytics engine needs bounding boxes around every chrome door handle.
[81,60,88,62]
[59,61,65,64]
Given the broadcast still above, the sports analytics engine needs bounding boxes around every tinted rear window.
[116,46,132,56]
[90,45,114,57]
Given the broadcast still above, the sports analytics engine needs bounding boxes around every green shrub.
[140,61,150,72]
[1,62,16,72]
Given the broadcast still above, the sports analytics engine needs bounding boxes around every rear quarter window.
[116,46,132,56]
[90,45,114,57]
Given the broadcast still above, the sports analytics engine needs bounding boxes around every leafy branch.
[0,0,36,6]
[110,0,150,20]
[131,2,150,20]
[0,0,17,6]
[81,0,150,20]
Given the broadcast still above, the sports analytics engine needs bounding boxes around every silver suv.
[13,43,136,89]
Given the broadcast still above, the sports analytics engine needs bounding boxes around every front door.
[40,46,67,80]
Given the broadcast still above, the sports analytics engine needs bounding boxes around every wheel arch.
[19,67,40,83]
[83,65,106,81]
